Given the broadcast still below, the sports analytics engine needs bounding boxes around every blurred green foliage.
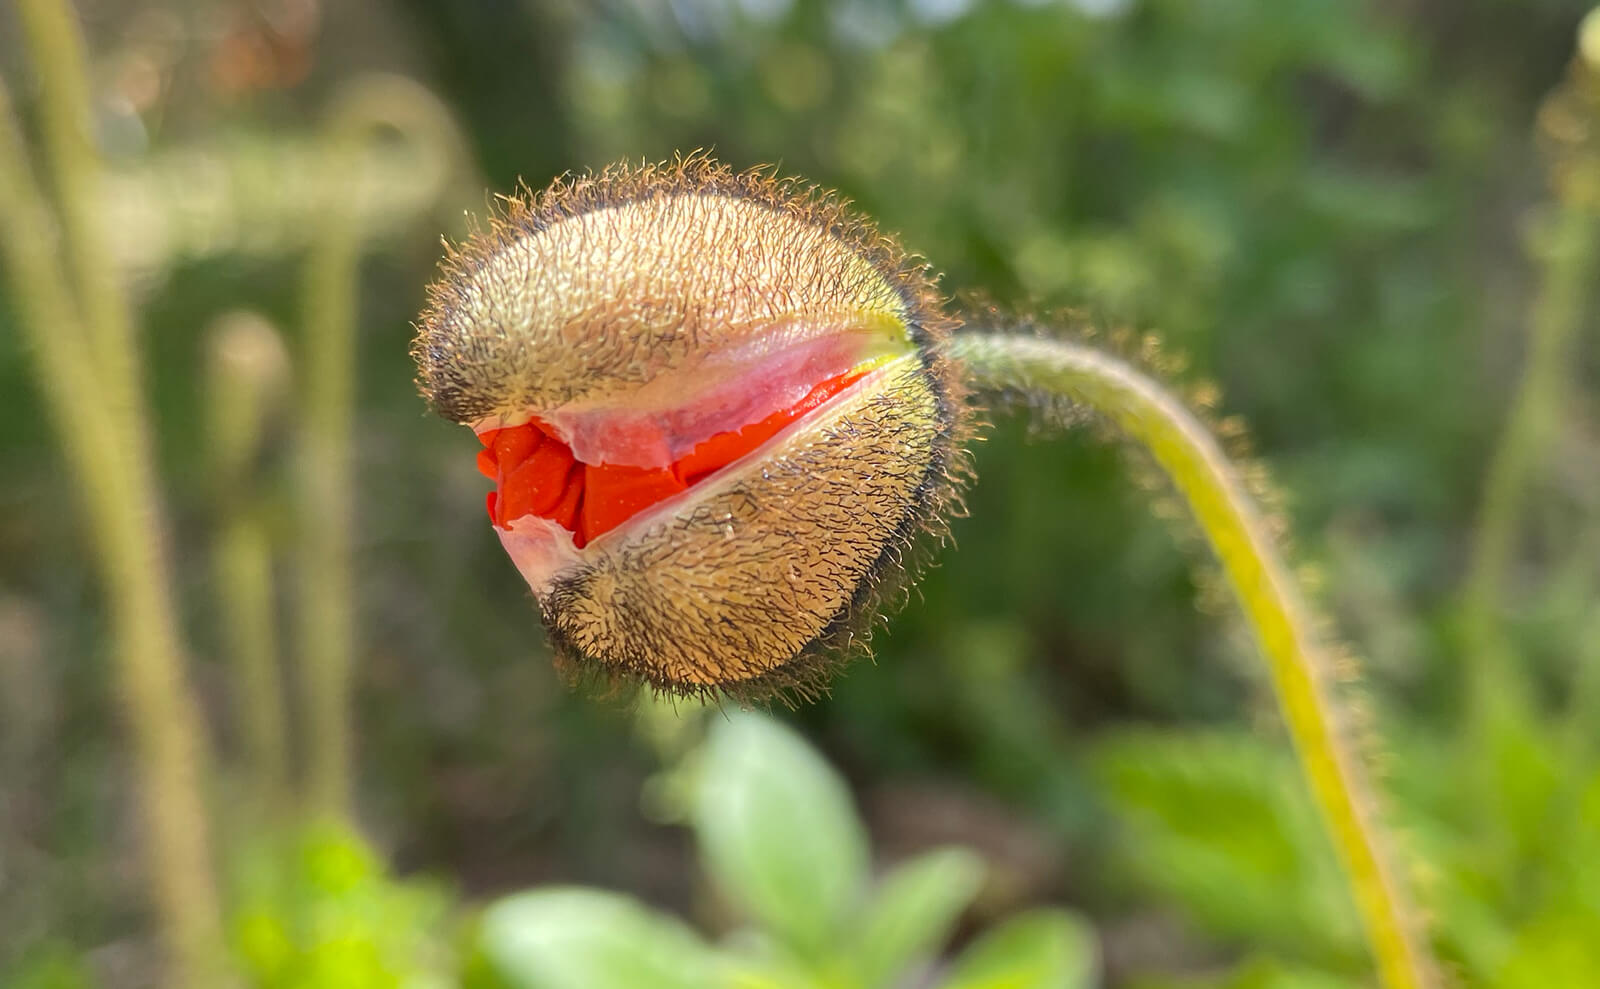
[2,0,1599,986]
[228,826,456,989]
[471,712,1095,989]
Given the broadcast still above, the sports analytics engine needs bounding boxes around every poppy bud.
[414,156,968,697]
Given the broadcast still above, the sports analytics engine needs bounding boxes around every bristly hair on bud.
[412,153,972,702]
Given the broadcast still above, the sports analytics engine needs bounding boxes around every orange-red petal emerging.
[477,367,868,547]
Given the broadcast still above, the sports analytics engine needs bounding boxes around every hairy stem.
[1458,22,1600,743]
[0,81,226,988]
[291,75,467,817]
[208,313,292,810]
[950,333,1436,989]
[1458,204,1598,719]
[295,128,363,818]
[16,0,145,425]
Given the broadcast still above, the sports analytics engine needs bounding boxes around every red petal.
[581,463,687,542]
[474,367,869,540]
[502,437,577,521]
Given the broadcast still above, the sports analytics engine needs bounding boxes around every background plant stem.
[289,76,467,819]
[950,333,1437,989]
[16,0,147,429]
[1458,204,1598,724]
[0,80,226,989]
[295,129,364,819]
[208,313,292,811]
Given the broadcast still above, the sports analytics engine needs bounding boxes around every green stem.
[16,0,145,423]
[208,313,292,810]
[1458,205,1599,720]
[290,75,468,818]
[0,82,226,989]
[949,333,1436,989]
[295,129,364,819]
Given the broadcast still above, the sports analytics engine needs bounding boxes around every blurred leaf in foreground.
[691,712,871,959]
[852,846,987,987]
[941,908,1097,989]
[476,888,720,989]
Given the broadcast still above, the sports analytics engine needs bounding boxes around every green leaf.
[1496,910,1600,989]
[1088,730,1360,963]
[691,712,870,955]
[941,909,1097,989]
[718,924,865,989]
[853,847,986,987]
[477,888,720,989]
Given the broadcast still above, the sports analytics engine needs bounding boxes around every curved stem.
[949,333,1436,989]
[292,76,467,818]
[208,313,292,811]
[0,81,226,988]
[16,0,138,383]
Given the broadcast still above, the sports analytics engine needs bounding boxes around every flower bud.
[413,157,967,696]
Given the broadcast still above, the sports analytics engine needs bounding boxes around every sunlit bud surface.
[413,157,969,697]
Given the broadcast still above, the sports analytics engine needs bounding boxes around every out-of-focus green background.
[3,0,1599,986]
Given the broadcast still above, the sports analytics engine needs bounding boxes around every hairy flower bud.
[413,156,967,697]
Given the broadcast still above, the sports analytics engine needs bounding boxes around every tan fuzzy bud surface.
[413,155,970,698]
